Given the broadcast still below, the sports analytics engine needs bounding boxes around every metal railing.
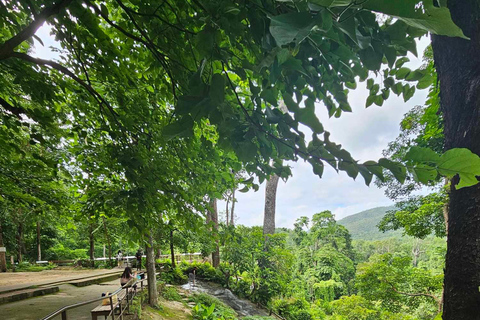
[40,274,155,320]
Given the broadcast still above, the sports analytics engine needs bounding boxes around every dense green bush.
[156,259,188,284]
[15,262,57,272]
[272,298,312,320]
[180,261,225,284]
[46,243,88,260]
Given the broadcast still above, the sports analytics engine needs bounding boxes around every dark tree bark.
[146,234,157,306]
[169,228,176,268]
[263,174,279,235]
[37,221,41,262]
[89,222,95,268]
[431,1,480,317]
[0,221,6,272]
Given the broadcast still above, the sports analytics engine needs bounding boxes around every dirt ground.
[0,267,121,290]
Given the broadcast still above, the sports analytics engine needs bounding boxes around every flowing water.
[181,281,270,317]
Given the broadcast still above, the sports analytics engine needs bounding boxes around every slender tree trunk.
[226,197,230,226]
[263,174,279,235]
[431,2,480,317]
[170,229,176,268]
[231,189,236,226]
[0,221,6,272]
[146,234,157,306]
[102,217,112,268]
[17,222,23,263]
[89,222,95,268]
[209,199,220,268]
[37,221,41,261]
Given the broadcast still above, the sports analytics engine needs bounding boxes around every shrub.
[161,286,182,301]
[179,261,225,284]
[190,293,237,320]
[272,298,312,320]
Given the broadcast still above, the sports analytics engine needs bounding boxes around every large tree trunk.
[230,189,236,226]
[37,221,41,262]
[0,221,7,272]
[89,222,95,268]
[170,228,176,269]
[263,174,279,235]
[208,199,220,268]
[431,2,480,317]
[146,234,157,306]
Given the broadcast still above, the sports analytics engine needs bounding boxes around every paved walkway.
[0,268,123,294]
[0,279,121,320]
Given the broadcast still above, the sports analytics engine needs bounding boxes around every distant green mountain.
[337,206,403,240]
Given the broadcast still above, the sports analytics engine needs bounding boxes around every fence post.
[110,296,114,320]
[61,310,67,320]
[126,288,130,313]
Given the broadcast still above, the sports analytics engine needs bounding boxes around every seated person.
[120,267,137,288]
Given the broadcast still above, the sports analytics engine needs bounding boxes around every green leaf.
[402,84,416,102]
[358,165,373,185]
[338,160,358,179]
[437,148,480,189]
[362,0,467,39]
[295,98,324,134]
[411,165,438,184]
[395,67,411,80]
[261,88,279,106]
[209,73,225,104]
[359,47,383,71]
[405,146,440,164]
[308,158,324,177]
[364,160,384,180]
[378,158,407,183]
[269,12,316,46]
[163,116,194,140]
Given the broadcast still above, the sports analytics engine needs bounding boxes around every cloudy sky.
[33,26,430,229]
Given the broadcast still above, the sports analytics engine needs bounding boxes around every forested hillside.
[338,206,403,240]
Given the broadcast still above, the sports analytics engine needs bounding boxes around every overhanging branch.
[0,0,73,60]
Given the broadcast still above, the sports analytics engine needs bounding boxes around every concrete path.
[0,279,120,320]
[0,268,123,294]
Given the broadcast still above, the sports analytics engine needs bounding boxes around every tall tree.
[431,1,480,317]
[263,174,280,235]
[36,221,41,261]
[146,234,157,306]
[0,220,6,272]
[208,199,220,268]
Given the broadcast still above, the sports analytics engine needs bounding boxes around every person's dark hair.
[121,267,133,279]
[118,250,122,254]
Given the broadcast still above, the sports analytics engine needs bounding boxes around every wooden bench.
[90,289,127,320]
